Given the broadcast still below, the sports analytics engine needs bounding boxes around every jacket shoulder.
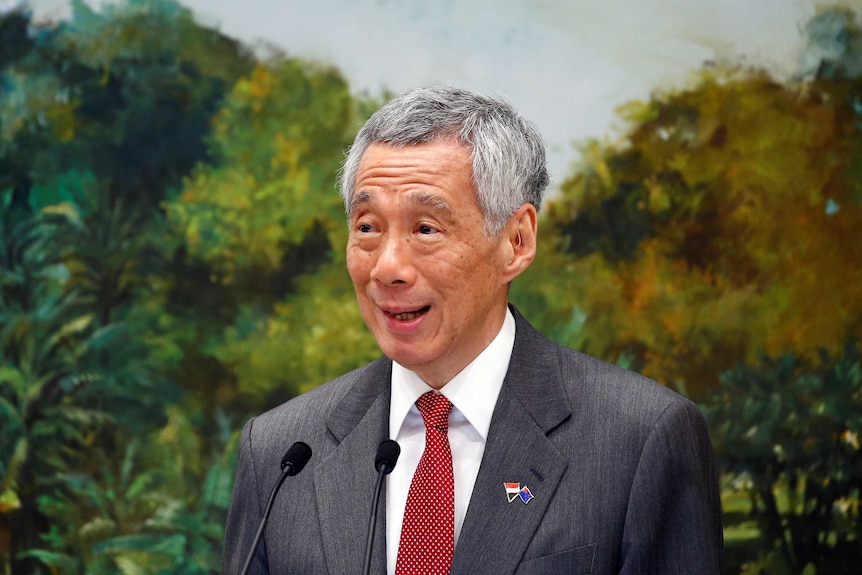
[557,343,701,431]
[245,356,388,443]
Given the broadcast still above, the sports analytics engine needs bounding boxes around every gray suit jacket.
[223,307,723,574]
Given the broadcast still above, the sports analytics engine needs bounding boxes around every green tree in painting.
[704,342,862,572]
[0,198,92,568]
[165,59,381,413]
[2,0,374,570]
[0,192,173,572]
[1,0,253,571]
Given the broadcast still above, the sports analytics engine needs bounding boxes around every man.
[223,86,723,574]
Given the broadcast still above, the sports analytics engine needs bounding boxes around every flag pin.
[504,482,534,504]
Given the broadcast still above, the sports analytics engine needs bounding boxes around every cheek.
[346,248,372,281]
[440,258,498,304]
[451,243,505,279]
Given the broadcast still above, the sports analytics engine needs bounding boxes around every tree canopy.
[522,50,862,401]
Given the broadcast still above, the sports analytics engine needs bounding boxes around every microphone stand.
[361,440,401,575]
[239,442,312,575]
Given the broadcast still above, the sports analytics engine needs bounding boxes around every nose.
[371,235,416,286]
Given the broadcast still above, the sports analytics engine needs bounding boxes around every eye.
[417,224,438,235]
[358,223,374,233]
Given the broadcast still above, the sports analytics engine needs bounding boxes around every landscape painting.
[1,0,860,573]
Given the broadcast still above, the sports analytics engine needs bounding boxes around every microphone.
[281,442,313,476]
[239,441,312,575]
[361,440,401,575]
[374,439,401,474]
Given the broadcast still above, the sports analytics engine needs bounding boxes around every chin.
[380,342,430,370]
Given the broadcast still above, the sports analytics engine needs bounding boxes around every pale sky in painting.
[25,0,823,182]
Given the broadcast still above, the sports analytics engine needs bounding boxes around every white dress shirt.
[386,308,516,575]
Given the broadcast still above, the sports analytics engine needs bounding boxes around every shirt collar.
[389,308,516,440]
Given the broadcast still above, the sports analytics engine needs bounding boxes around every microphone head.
[374,439,401,474]
[281,441,312,476]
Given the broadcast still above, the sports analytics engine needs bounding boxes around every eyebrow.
[348,191,453,216]
[414,192,453,213]
[348,191,372,215]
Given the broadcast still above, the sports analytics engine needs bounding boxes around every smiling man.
[346,139,531,388]
[224,86,723,575]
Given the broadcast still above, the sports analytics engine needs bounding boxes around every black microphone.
[361,440,401,575]
[239,441,312,575]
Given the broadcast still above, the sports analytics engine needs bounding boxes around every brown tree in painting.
[539,31,862,401]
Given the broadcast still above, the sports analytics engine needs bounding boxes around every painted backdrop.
[1,0,861,573]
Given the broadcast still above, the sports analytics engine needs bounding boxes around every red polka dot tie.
[395,392,454,575]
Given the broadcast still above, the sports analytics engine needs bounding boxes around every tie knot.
[416,392,452,432]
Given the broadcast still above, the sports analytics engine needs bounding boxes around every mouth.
[387,306,431,321]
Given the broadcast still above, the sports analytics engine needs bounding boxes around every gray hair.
[339,86,549,236]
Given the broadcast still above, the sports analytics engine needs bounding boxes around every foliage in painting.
[0,0,389,570]
[527,59,862,403]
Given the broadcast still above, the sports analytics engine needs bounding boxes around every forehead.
[350,140,478,211]
[355,140,472,184]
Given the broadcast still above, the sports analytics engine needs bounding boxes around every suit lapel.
[315,358,392,575]
[450,308,573,575]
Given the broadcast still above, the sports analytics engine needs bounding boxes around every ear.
[500,203,538,283]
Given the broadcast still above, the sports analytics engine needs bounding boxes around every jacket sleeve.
[223,418,270,575]
[618,398,723,574]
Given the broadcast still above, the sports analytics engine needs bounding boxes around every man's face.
[346,140,515,388]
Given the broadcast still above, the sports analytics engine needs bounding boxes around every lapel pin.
[504,482,534,504]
